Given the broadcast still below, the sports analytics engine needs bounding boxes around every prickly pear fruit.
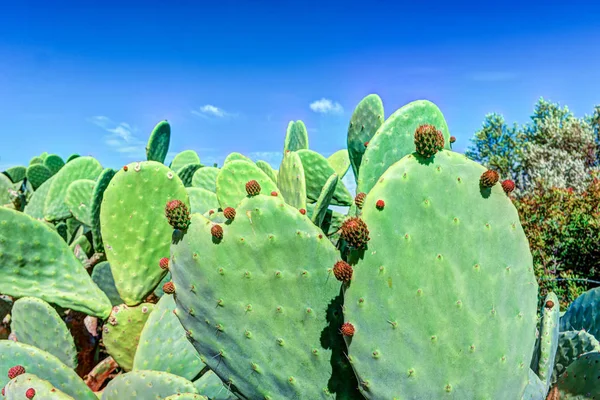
[480,170,499,188]
[340,217,370,249]
[165,199,191,231]
[414,124,444,158]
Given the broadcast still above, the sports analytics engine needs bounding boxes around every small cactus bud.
[8,365,25,379]
[245,180,261,196]
[159,257,169,270]
[480,170,499,188]
[333,261,353,283]
[163,282,175,294]
[375,199,385,210]
[271,191,278,196]
[364,141,369,147]
[165,200,191,231]
[450,136,456,144]
[341,322,355,337]
[26,388,36,399]
[414,124,444,158]
[299,208,306,215]
[208,209,215,215]
[211,224,224,239]
[545,300,555,309]
[123,165,128,171]
[341,217,370,249]
[501,179,515,194]
[354,192,366,209]
[223,207,236,220]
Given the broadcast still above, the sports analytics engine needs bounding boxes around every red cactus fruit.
[211,224,224,239]
[545,300,555,309]
[364,141,369,147]
[165,200,191,231]
[208,209,215,215]
[375,199,385,210]
[8,365,25,379]
[159,257,169,270]
[1,387,4,396]
[341,322,355,337]
[450,136,456,144]
[245,180,261,196]
[162,282,175,294]
[123,165,128,171]
[26,388,36,399]
[333,261,353,283]
[501,179,515,194]
[414,124,444,158]
[480,170,499,188]
[340,217,370,249]
[354,192,366,209]
[271,191,278,196]
[299,208,306,215]
[223,207,236,220]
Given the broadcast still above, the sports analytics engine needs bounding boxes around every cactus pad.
[25,164,52,190]
[3,373,75,400]
[191,167,219,192]
[559,286,600,340]
[327,150,351,179]
[3,166,26,183]
[283,120,309,152]
[186,188,219,215]
[277,151,307,210]
[146,120,171,164]
[310,173,338,228]
[296,149,353,206]
[100,370,198,399]
[43,154,65,175]
[347,94,384,181]
[255,160,278,183]
[170,150,201,174]
[552,330,600,384]
[90,168,116,252]
[64,179,95,226]
[91,261,125,306]
[557,351,600,399]
[215,160,280,209]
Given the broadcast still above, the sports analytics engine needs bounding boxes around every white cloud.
[89,116,146,159]
[309,98,344,114]
[192,105,235,119]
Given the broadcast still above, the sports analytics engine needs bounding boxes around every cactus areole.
[341,217,370,249]
[165,199,191,231]
[414,124,444,158]
[245,179,261,196]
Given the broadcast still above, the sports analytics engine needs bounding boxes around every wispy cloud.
[467,71,517,82]
[309,98,344,114]
[191,105,236,119]
[89,116,146,158]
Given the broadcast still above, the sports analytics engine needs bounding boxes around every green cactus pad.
[103,303,155,371]
[347,94,384,181]
[191,167,219,192]
[0,208,112,318]
[215,160,281,210]
[552,330,600,384]
[557,351,600,399]
[224,152,252,164]
[520,369,546,400]
[343,150,538,399]
[186,188,219,215]
[26,164,53,190]
[357,99,451,195]
[0,341,96,400]
[296,149,352,206]
[100,370,198,400]
[203,210,227,223]
[44,156,103,221]
[90,168,116,252]
[91,262,125,306]
[64,179,95,226]
[170,151,201,174]
[3,373,76,400]
[10,297,78,369]
[65,154,80,163]
[165,395,207,400]
[311,173,338,227]
[147,120,171,164]
[276,151,307,210]
[559,287,600,339]
[192,371,237,400]
[531,293,560,392]
[283,120,309,152]
[170,195,360,399]
[100,161,188,305]
[178,164,202,187]
[255,160,278,183]
[28,156,43,165]
[133,295,204,380]
[327,150,351,179]
[3,166,26,183]
[0,173,12,206]
[23,176,55,219]
[43,154,65,176]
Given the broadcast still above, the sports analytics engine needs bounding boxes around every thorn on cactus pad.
[223,207,236,220]
[211,224,224,240]
[162,281,175,294]
[414,124,444,158]
[340,217,370,249]
[7,365,25,379]
[26,388,36,399]
[299,208,306,215]
[501,179,515,194]
[333,261,353,283]
[354,192,366,209]
[480,170,499,188]
[245,180,261,196]
[375,199,385,210]
[341,322,355,337]
[159,257,169,270]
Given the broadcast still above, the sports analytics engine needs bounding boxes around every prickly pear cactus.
[170,150,201,174]
[0,208,112,319]
[559,286,600,340]
[311,173,338,227]
[23,176,54,219]
[296,149,352,206]
[557,351,600,399]
[347,94,384,181]
[10,297,78,369]
[64,179,95,226]
[215,160,281,209]
[277,151,307,210]
[191,167,219,192]
[192,371,237,400]
[283,120,309,152]
[327,150,351,179]
[170,195,360,399]
[3,166,26,184]
[186,187,219,215]
[178,163,202,187]
[3,373,75,400]
[90,168,116,252]
[531,292,560,393]
[100,370,198,400]
[343,150,538,399]
[100,161,189,305]
[102,303,155,371]
[552,330,600,384]
[255,160,277,183]
[90,262,125,306]
[26,163,52,190]
[0,173,12,206]
[146,120,171,164]
[224,152,252,164]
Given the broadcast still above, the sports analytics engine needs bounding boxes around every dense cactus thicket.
[0,95,598,399]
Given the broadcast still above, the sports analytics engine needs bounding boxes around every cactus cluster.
[0,96,596,399]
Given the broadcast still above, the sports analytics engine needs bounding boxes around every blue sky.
[1,0,600,179]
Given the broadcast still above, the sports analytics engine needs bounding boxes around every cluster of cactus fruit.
[0,95,598,399]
